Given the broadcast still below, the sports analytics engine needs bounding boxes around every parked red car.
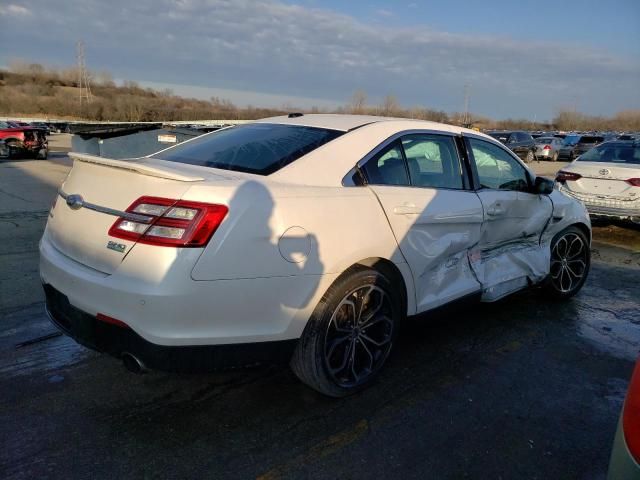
[0,127,48,159]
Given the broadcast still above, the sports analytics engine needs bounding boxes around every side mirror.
[534,176,554,195]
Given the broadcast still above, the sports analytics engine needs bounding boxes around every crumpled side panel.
[470,238,551,302]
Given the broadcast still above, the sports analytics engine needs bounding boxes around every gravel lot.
[1,136,639,479]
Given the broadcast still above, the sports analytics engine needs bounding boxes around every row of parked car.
[484,129,638,164]
[0,120,67,159]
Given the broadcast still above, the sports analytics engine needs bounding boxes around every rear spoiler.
[68,152,204,182]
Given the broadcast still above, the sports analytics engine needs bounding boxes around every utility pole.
[463,84,470,126]
[76,40,92,108]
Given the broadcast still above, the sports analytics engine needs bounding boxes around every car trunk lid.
[47,153,219,274]
[562,162,639,198]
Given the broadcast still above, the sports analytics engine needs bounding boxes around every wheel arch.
[570,221,592,245]
[353,257,412,317]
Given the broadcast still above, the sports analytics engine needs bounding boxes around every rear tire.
[543,226,590,299]
[290,266,401,397]
[525,150,534,163]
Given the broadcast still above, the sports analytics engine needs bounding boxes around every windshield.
[578,143,640,164]
[153,123,343,175]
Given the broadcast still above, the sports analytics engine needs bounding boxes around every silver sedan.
[535,136,564,161]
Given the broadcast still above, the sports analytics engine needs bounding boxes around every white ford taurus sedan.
[41,114,591,396]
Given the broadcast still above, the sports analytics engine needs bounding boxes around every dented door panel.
[474,190,553,301]
[370,186,484,312]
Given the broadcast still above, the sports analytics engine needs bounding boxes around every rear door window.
[401,134,463,189]
[362,142,410,186]
[153,123,343,175]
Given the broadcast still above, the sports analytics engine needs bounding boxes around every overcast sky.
[1,0,639,120]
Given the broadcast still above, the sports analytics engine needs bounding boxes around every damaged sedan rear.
[40,114,591,397]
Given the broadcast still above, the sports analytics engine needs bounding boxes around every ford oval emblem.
[599,168,610,176]
[66,194,84,210]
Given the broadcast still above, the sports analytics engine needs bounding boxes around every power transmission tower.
[463,84,470,126]
[76,41,92,107]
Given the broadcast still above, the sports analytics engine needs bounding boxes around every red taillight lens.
[96,313,130,329]
[623,358,640,464]
[555,171,582,183]
[626,178,640,187]
[543,145,551,150]
[108,196,228,247]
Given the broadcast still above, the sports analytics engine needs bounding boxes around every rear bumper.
[44,284,296,370]
[40,229,339,346]
[558,188,640,223]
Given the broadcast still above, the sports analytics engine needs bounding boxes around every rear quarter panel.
[189,181,406,280]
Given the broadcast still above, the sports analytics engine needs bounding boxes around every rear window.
[578,136,603,144]
[153,123,343,175]
[488,132,509,143]
[563,135,580,146]
[536,137,554,143]
[578,143,640,164]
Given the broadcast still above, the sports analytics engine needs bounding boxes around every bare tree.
[380,94,400,116]
[348,90,367,114]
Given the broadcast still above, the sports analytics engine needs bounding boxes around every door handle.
[393,203,421,215]
[486,203,506,217]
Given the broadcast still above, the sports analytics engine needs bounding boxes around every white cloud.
[0,0,638,118]
[376,9,393,17]
[0,4,31,16]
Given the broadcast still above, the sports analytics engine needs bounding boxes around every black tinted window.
[363,142,410,186]
[578,136,604,144]
[153,123,343,175]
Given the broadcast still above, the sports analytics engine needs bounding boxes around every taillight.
[543,145,551,150]
[623,358,640,464]
[626,178,640,187]
[96,313,130,329]
[108,196,228,247]
[555,171,582,183]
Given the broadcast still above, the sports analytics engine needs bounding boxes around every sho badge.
[107,241,126,253]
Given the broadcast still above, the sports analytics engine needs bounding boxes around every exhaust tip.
[122,352,147,374]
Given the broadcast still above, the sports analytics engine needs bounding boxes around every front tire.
[544,226,590,299]
[6,141,20,159]
[291,266,401,397]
